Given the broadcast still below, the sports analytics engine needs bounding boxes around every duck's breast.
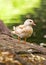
[24,26,33,37]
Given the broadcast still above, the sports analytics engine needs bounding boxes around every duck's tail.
[11,26,16,34]
[13,26,16,30]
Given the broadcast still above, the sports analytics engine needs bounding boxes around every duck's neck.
[24,24,32,27]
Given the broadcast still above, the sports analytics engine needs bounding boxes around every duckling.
[12,19,36,43]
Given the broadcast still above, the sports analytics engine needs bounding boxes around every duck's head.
[24,19,36,26]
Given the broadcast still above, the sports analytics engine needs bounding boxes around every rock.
[0,20,46,65]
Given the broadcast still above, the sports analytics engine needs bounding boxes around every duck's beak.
[32,22,36,26]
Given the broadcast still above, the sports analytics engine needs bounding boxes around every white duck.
[12,19,36,43]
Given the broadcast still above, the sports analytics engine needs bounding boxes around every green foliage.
[0,0,40,24]
[0,0,46,43]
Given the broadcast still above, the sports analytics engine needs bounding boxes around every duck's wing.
[16,25,30,33]
[15,25,25,34]
[15,25,25,31]
[15,25,25,29]
[18,25,25,29]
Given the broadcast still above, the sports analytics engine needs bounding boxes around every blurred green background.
[0,0,46,44]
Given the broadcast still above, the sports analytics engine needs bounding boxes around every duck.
[12,19,36,43]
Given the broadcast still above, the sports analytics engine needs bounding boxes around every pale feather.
[15,25,33,38]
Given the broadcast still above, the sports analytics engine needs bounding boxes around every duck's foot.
[23,41,26,44]
[18,37,21,43]
[23,38,26,44]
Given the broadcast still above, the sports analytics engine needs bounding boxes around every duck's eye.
[30,21,32,22]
